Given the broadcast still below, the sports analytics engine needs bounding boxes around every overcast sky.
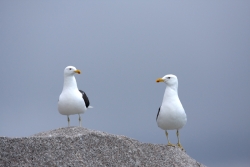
[1,1,250,167]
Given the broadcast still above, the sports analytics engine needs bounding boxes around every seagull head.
[156,74,178,87]
[64,66,81,76]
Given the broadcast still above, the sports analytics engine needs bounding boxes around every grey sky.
[1,1,250,166]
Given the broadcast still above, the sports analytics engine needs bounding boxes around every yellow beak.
[74,69,81,74]
[156,78,164,83]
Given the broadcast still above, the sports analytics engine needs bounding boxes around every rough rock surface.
[0,127,206,167]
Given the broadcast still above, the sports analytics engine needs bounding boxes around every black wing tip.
[79,90,90,108]
[156,107,160,121]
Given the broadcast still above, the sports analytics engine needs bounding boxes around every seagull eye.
[168,77,171,79]
[69,68,72,70]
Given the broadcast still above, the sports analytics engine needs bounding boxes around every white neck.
[163,85,179,102]
[63,75,78,91]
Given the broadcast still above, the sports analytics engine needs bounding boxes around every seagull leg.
[176,130,185,151]
[78,114,82,127]
[165,131,175,147]
[67,116,70,127]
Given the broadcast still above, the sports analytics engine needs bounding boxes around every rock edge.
[0,127,206,167]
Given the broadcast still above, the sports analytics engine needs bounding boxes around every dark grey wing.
[79,90,90,108]
[156,107,160,121]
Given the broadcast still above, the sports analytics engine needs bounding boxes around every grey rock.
[0,127,206,167]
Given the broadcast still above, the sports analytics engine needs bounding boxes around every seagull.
[156,74,187,150]
[58,66,92,127]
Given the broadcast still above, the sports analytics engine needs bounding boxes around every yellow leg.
[67,116,70,127]
[79,114,82,127]
[176,130,185,151]
[165,131,175,147]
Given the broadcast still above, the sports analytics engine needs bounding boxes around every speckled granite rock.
[0,127,206,167]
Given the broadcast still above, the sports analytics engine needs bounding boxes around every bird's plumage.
[156,74,187,150]
[58,66,91,126]
[156,74,187,130]
[156,107,160,120]
[79,90,90,108]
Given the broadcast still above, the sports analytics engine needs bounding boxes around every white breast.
[58,89,86,115]
[157,103,187,130]
[157,88,187,130]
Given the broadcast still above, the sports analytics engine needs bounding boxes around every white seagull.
[58,66,92,127]
[156,74,187,150]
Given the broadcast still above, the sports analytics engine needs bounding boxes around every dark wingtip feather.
[79,90,90,108]
[156,107,160,121]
